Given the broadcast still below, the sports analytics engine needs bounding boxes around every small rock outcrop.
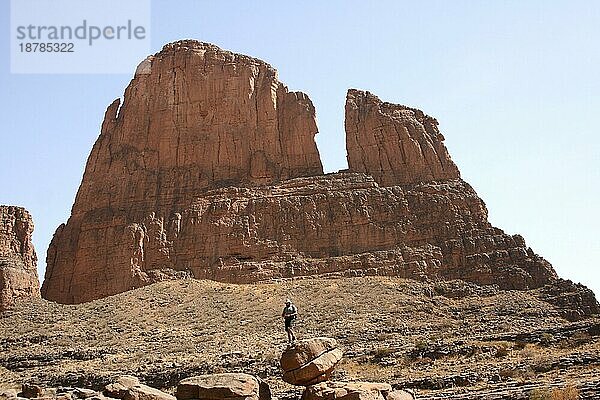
[537,278,600,321]
[177,373,269,400]
[0,205,40,311]
[281,339,413,400]
[105,375,176,400]
[19,384,43,398]
[281,337,343,386]
[385,390,415,400]
[345,89,460,186]
[301,382,414,400]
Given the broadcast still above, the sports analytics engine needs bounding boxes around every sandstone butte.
[0,205,40,310]
[41,40,599,318]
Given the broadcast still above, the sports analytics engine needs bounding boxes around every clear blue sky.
[1,1,598,297]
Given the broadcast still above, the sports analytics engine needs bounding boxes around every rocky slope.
[0,205,39,311]
[2,277,600,399]
[41,40,598,318]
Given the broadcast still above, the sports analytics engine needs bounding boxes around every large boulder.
[176,373,269,400]
[301,382,395,400]
[385,391,414,400]
[19,384,42,399]
[104,375,175,400]
[281,337,343,386]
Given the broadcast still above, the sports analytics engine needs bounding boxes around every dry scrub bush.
[521,344,539,358]
[529,386,579,400]
[494,341,511,358]
[540,333,554,346]
[373,346,396,359]
[499,367,535,381]
[532,355,554,373]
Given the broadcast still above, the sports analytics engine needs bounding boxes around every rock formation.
[280,339,414,400]
[302,382,415,400]
[105,375,176,400]
[0,205,40,311]
[301,382,394,400]
[281,337,343,385]
[345,89,460,186]
[42,40,322,303]
[41,40,599,318]
[177,373,269,400]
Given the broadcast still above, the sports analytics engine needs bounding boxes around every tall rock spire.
[1,205,40,311]
[345,89,460,186]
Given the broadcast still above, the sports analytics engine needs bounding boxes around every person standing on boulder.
[282,299,298,344]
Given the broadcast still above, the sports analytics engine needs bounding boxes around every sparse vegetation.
[569,332,592,347]
[0,277,598,397]
[532,355,554,373]
[372,346,396,359]
[530,385,580,400]
[494,341,512,358]
[521,343,540,358]
[540,333,554,346]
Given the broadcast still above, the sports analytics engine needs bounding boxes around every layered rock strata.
[42,170,562,304]
[41,40,599,317]
[42,40,322,303]
[0,205,40,310]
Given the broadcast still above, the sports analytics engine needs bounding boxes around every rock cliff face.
[107,173,553,291]
[73,40,322,216]
[42,40,322,303]
[0,205,40,310]
[345,89,460,186]
[41,40,598,316]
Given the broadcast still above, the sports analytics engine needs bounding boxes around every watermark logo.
[11,0,151,74]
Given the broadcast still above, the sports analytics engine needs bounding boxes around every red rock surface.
[41,168,576,305]
[176,373,263,400]
[41,41,598,317]
[346,89,460,186]
[42,40,322,303]
[281,337,343,386]
[0,205,40,310]
[76,40,321,215]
